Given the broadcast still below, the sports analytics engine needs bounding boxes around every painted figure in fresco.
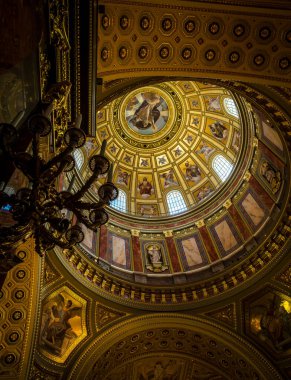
[209,120,228,140]
[251,294,291,351]
[195,141,215,160]
[117,169,129,186]
[185,162,201,183]
[197,185,213,201]
[130,92,161,131]
[160,169,178,188]
[140,204,156,217]
[40,293,81,356]
[138,177,154,198]
[260,160,281,194]
[205,96,221,111]
[139,359,180,380]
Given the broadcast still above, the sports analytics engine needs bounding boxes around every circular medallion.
[125,91,169,135]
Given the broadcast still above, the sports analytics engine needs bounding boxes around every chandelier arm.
[41,145,74,172]
[67,171,100,202]
[66,200,105,211]
[38,225,74,249]
[70,208,98,231]
[41,156,71,184]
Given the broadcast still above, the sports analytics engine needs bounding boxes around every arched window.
[223,98,239,118]
[166,190,187,215]
[212,154,233,182]
[73,149,84,170]
[110,189,127,212]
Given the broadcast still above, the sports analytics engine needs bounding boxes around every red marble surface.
[165,236,181,272]
[199,226,219,262]
[132,235,143,272]
[228,204,252,241]
[99,225,108,260]
[258,140,285,168]
[249,176,274,209]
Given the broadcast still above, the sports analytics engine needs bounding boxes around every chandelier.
[0,113,118,256]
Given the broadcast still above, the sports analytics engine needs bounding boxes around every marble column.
[199,225,219,262]
[99,224,108,260]
[228,204,252,241]
[131,230,143,272]
[164,231,181,272]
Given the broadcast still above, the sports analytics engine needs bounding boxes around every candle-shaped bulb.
[107,164,113,182]
[75,114,82,129]
[100,139,107,156]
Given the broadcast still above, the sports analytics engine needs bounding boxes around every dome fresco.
[69,79,287,289]
[84,81,244,217]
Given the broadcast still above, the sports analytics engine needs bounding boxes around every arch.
[223,97,239,118]
[110,188,127,212]
[212,154,233,182]
[166,190,187,215]
[67,314,282,380]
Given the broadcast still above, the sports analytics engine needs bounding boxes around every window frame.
[110,188,127,212]
[223,97,239,118]
[212,154,233,182]
[166,190,187,215]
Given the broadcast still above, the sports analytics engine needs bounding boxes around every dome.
[83,80,246,219]
[65,78,288,302]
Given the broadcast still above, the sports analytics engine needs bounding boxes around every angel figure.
[40,293,82,356]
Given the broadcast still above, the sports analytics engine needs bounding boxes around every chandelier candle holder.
[0,114,118,256]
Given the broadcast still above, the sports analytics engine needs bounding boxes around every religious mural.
[246,290,291,353]
[137,174,155,199]
[160,169,179,188]
[181,159,203,184]
[116,167,130,188]
[194,183,214,202]
[39,287,86,362]
[188,96,200,109]
[195,140,216,161]
[259,158,282,194]
[135,357,184,379]
[231,130,241,152]
[206,119,229,141]
[137,203,159,217]
[125,91,169,134]
[204,95,222,112]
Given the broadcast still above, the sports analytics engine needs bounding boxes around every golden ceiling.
[1,1,291,379]
[86,80,243,217]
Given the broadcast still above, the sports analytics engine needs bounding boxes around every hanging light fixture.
[0,113,118,256]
